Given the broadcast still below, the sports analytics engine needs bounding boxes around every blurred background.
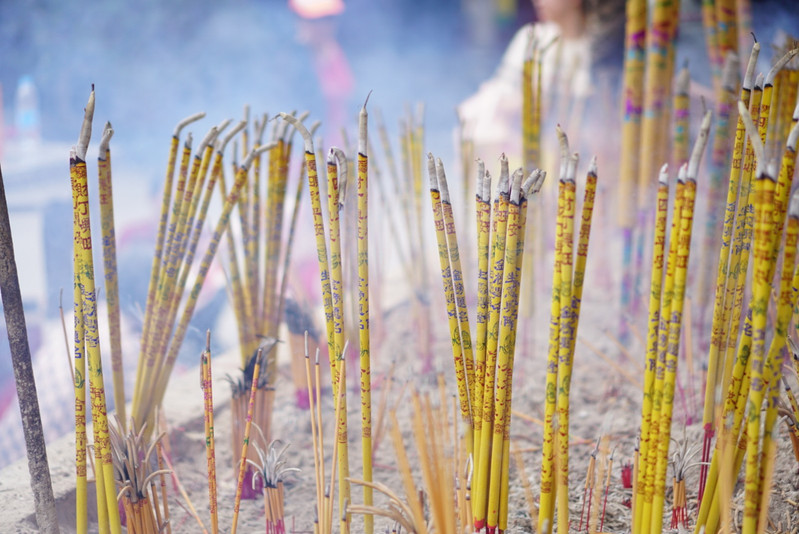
[0,0,531,468]
[1,0,798,470]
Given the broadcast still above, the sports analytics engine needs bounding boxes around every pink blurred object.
[289,0,344,19]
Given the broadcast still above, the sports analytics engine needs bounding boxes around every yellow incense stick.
[650,111,711,534]
[96,123,126,427]
[201,332,218,534]
[474,156,510,530]
[634,164,669,533]
[231,348,262,534]
[486,169,524,530]
[538,131,570,533]
[473,161,491,462]
[71,151,89,534]
[555,154,578,533]
[72,88,122,533]
[356,98,374,534]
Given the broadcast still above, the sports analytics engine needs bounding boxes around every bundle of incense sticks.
[70,86,122,533]
[426,150,547,533]
[694,45,799,517]
[694,76,799,534]
[348,381,469,534]
[537,130,599,534]
[200,332,218,534]
[130,108,274,440]
[109,418,171,534]
[633,109,711,534]
[226,110,318,499]
[280,96,374,533]
[227,338,278,499]
[245,434,298,534]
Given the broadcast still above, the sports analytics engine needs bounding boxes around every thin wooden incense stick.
[634,164,669,534]
[356,95,374,534]
[201,332,218,534]
[232,348,262,534]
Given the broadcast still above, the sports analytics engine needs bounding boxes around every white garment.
[458,22,592,168]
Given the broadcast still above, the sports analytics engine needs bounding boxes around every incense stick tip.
[789,188,799,218]
[362,90,372,112]
[658,163,669,185]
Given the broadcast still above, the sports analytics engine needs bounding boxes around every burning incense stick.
[356,95,374,534]
[633,163,669,533]
[201,332,218,534]
[97,122,125,428]
[231,348,262,534]
[538,128,570,533]
[428,154,472,444]
[71,87,122,533]
[649,111,711,534]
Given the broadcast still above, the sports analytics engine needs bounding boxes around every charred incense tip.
[331,147,348,208]
[557,125,570,179]
[721,52,739,92]
[219,120,246,154]
[185,132,193,150]
[277,111,295,141]
[362,90,373,113]
[658,163,669,185]
[173,111,206,137]
[751,31,758,44]
[498,155,510,196]
[215,117,233,137]
[677,163,687,183]
[766,48,798,85]
[476,158,486,200]
[788,119,799,150]
[789,188,799,219]
[521,170,537,198]
[533,169,547,194]
[565,152,579,182]
[359,92,371,155]
[483,170,492,202]
[205,330,211,352]
[198,126,219,155]
[98,122,114,157]
[766,160,778,181]
[687,110,712,181]
[427,153,438,190]
[279,112,314,153]
[738,100,766,176]
[588,155,598,177]
[510,168,523,204]
[285,111,311,145]
[743,41,761,90]
[676,65,690,94]
[436,158,451,203]
[242,143,276,171]
[76,87,96,160]
[754,72,765,91]
[254,113,268,144]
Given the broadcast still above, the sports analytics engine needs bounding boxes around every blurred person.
[458,0,625,172]
[291,0,354,147]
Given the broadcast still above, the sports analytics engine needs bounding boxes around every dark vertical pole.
[0,163,60,533]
